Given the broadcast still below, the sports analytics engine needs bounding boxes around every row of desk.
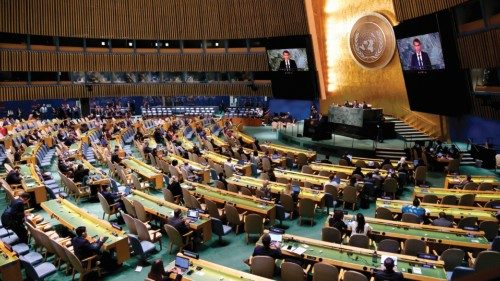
[122,157,163,188]
[414,186,500,204]
[444,175,500,189]
[376,199,497,222]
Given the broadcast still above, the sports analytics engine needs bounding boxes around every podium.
[303,117,333,141]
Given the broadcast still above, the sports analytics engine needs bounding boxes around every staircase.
[459,151,476,166]
[385,116,434,143]
[375,147,407,161]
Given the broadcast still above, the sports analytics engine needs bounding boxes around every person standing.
[1,193,31,243]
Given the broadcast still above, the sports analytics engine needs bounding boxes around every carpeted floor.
[1,125,498,280]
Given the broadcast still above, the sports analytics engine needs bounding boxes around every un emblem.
[349,13,395,69]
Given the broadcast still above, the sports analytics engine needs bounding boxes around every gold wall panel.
[320,0,410,118]
[393,0,468,22]
[0,50,269,72]
[0,0,308,39]
[0,83,272,101]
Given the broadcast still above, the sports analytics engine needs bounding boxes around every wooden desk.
[232,130,255,145]
[444,175,500,189]
[162,154,210,184]
[21,143,41,165]
[324,217,489,250]
[67,141,82,160]
[170,253,273,281]
[19,164,47,204]
[350,157,414,170]
[41,199,130,264]
[127,190,211,242]
[0,241,22,281]
[78,159,111,187]
[183,182,275,223]
[122,157,163,188]
[227,175,325,205]
[261,143,316,160]
[376,199,497,222]
[309,162,390,178]
[257,232,447,281]
[414,187,500,205]
[203,151,251,176]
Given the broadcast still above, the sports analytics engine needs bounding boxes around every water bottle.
[372,250,377,264]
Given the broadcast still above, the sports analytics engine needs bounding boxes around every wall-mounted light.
[101,41,106,46]
[128,42,133,47]
[165,42,169,47]
[215,42,219,47]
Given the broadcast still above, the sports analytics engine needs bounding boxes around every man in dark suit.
[71,226,104,261]
[375,257,403,281]
[410,38,431,70]
[6,166,22,185]
[1,193,31,243]
[278,50,298,71]
[166,176,183,201]
[168,209,190,236]
[252,233,282,260]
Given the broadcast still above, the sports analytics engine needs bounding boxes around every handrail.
[400,107,439,127]
[400,107,440,138]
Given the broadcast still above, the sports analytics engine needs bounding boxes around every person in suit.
[166,176,183,200]
[1,192,31,243]
[431,212,453,227]
[252,233,282,260]
[168,209,190,236]
[410,38,431,70]
[278,50,298,71]
[375,257,403,281]
[71,226,104,261]
[6,166,22,185]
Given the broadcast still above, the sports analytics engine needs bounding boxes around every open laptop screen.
[175,256,189,270]
[188,210,199,219]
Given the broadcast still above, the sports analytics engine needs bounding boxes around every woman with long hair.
[348,213,372,237]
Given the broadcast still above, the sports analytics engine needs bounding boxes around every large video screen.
[396,32,445,71]
[264,36,318,100]
[267,48,309,71]
[394,11,470,116]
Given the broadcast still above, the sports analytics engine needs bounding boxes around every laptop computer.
[187,210,199,222]
[175,256,190,274]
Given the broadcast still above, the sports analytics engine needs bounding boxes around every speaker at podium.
[303,117,332,141]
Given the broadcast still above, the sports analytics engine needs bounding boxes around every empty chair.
[240,186,253,196]
[225,204,245,234]
[298,198,315,226]
[414,166,427,185]
[301,165,314,174]
[491,236,500,251]
[97,193,120,221]
[457,217,478,229]
[64,246,101,281]
[441,195,458,205]
[343,270,368,281]
[127,234,156,266]
[163,224,191,254]
[342,186,358,210]
[449,267,475,281]
[458,194,475,206]
[162,188,179,204]
[479,221,498,241]
[402,239,427,256]
[321,227,342,244]
[122,197,136,217]
[20,255,57,281]
[382,178,398,199]
[250,255,275,278]
[121,211,138,235]
[135,219,162,250]
[244,214,264,244]
[227,184,239,194]
[440,248,465,272]
[485,200,500,208]
[211,218,232,246]
[377,239,400,253]
[477,182,493,191]
[445,159,460,174]
[402,213,421,224]
[280,193,295,219]
[349,235,370,249]
[133,200,151,223]
[281,261,306,281]
[375,207,394,220]
[205,199,224,220]
[473,250,500,272]
[462,182,478,190]
[312,262,339,281]
[275,204,290,229]
[422,194,439,204]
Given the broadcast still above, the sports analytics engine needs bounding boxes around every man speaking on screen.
[409,38,431,70]
[279,50,298,71]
